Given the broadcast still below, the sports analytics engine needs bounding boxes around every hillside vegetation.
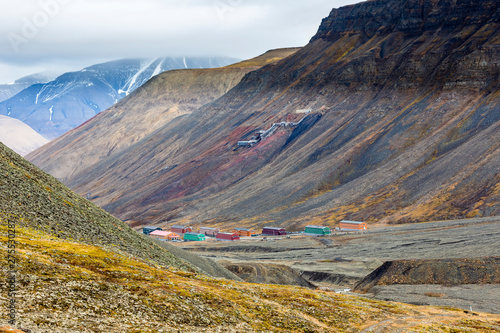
[0,143,245,281]
[1,225,500,332]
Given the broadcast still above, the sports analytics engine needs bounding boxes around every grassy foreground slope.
[1,226,500,332]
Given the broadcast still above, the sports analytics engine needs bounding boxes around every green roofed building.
[304,225,331,236]
[183,232,206,242]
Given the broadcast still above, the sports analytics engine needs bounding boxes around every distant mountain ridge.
[30,0,500,229]
[0,56,239,139]
[0,115,49,156]
[0,71,59,103]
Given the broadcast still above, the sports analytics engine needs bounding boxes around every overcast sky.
[0,0,362,83]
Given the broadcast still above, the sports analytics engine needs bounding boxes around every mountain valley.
[27,49,299,182]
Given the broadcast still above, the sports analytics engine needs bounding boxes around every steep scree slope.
[34,0,500,228]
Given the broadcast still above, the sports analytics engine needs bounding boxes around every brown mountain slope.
[27,48,300,181]
[31,0,500,229]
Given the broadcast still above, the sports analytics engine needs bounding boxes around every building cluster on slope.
[237,109,312,148]
[142,220,367,242]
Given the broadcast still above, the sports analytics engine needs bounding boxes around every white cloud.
[0,0,362,83]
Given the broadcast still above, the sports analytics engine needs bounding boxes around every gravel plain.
[179,217,500,314]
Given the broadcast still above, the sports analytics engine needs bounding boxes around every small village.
[142,220,368,242]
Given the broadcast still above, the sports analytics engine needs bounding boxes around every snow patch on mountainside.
[122,58,157,96]
[0,71,60,104]
[152,59,164,77]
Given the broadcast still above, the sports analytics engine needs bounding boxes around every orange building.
[339,220,367,231]
[232,228,255,237]
[149,230,181,241]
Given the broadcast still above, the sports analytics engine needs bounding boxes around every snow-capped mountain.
[0,115,49,156]
[0,71,60,103]
[0,57,239,139]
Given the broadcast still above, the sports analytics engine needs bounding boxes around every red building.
[261,227,286,236]
[216,232,240,241]
[199,227,219,237]
[171,225,192,234]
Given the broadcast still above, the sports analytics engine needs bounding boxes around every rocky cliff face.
[30,0,500,228]
[308,0,500,90]
[314,0,500,39]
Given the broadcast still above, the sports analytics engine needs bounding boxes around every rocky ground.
[179,217,500,314]
[368,284,500,314]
